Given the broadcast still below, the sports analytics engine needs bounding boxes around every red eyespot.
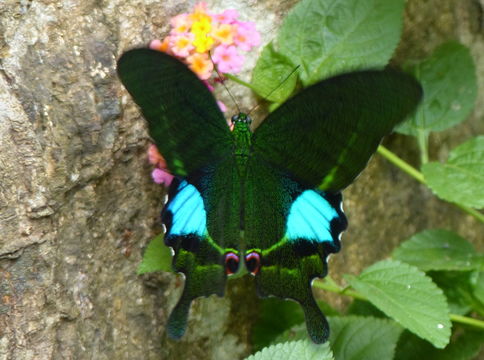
[224,252,239,275]
[245,252,261,275]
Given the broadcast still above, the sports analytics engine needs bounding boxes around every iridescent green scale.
[232,114,252,176]
[117,49,422,343]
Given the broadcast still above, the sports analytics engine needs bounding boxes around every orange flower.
[147,144,167,168]
[149,38,171,53]
[186,52,213,80]
[212,23,235,45]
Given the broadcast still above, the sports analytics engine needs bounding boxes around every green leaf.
[472,271,484,305]
[347,299,386,318]
[137,233,172,274]
[395,329,484,360]
[272,323,308,345]
[397,42,477,136]
[252,298,305,351]
[392,229,484,272]
[329,316,402,360]
[430,271,484,316]
[251,42,298,103]
[245,340,333,360]
[272,316,403,360]
[316,300,341,318]
[345,260,451,348]
[255,300,340,349]
[435,331,484,360]
[268,102,282,112]
[394,331,433,360]
[277,0,405,85]
[422,136,484,209]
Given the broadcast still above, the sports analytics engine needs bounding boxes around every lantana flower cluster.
[148,3,260,186]
[149,2,260,80]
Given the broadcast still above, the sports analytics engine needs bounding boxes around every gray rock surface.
[0,0,482,359]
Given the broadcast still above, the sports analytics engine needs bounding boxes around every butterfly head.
[231,113,252,125]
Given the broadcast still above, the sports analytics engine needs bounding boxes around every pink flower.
[217,100,227,112]
[214,9,239,24]
[170,13,192,34]
[193,2,208,14]
[147,145,173,186]
[203,80,214,92]
[151,168,174,186]
[212,45,244,73]
[228,119,235,131]
[233,21,260,51]
[170,32,195,57]
[149,39,163,50]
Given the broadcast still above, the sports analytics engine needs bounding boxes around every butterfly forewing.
[117,49,233,176]
[252,70,423,191]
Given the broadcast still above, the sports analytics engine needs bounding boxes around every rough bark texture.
[0,0,482,359]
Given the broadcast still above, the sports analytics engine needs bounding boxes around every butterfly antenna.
[247,65,300,116]
[208,51,241,114]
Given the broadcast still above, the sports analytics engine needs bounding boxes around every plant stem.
[314,279,484,330]
[450,314,484,330]
[417,130,429,164]
[377,145,484,224]
[453,203,484,223]
[377,145,425,184]
[224,73,258,92]
[313,279,367,301]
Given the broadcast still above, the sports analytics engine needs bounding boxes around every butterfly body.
[232,114,252,176]
[117,49,422,343]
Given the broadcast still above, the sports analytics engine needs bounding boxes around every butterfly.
[117,48,422,344]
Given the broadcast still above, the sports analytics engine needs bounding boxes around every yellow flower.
[193,34,214,53]
[191,17,212,36]
[212,23,234,45]
[174,23,189,33]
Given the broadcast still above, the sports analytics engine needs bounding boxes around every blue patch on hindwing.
[285,190,345,247]
[164,180,207,237]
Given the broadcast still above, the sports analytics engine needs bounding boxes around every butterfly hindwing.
[117,49,233,176]
[244,157,347,343]
[252,70,423,191]
[246,70,421,342]
[161,158,241,338]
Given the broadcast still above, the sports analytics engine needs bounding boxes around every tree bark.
[0,0,482,359]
